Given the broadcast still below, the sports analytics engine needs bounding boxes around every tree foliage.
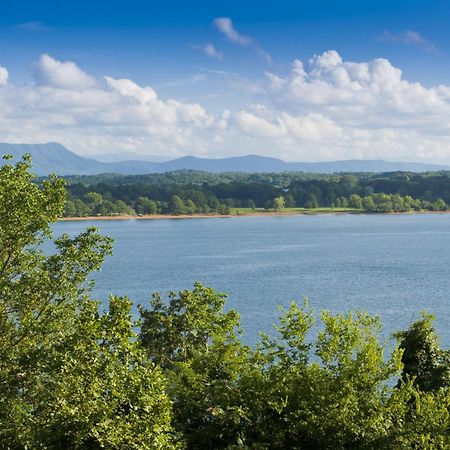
[3,155,450,448]
[60,170,450,217]
[395,313,450,392]
[140,284,249,448]
[139,287,450,449]
[0,155,175,448]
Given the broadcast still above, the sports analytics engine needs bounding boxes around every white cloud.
[213,17,252,46]
[265,50,442,118]
[378,30,438,54]
[2,51,450,163]
[104,75,213,127]
[0,55,219,159]
[0,66,8,86]
[213,17,271,63]
[234,109,341,141]
[105,76,157,103]
[235,110,285,138]
[231,50,450,161]
[35,54,96,89]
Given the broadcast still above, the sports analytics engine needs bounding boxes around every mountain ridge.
[1,142,449,175]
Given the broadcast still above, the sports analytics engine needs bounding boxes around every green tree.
[208,196,221,212]
[362,195,376,211]
[115,199,133,214]
[170,195,186,215]
[339,196,349,208]
[273,196,286,211]
[64,199,77,216]
[395,313,450,392]
[188,191,208,211]
[392,194,406,212]
[135,196,158,215]
[239,305,406,449]
[140,283,248,448]
[285,193,296,208]
[432,198,447,211]
[83,191,103,215]
[97,198,116,215]
[218,203,231,215]
[185,199,197,215]
[74,198,90,216]
[349,194,363,209]
[0,155,175,448]
[305,193,319,209]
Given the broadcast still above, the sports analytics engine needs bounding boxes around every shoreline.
[58,209,450,222]
[59,211,319,221]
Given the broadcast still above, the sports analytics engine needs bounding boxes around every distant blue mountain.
[1,142,449,175]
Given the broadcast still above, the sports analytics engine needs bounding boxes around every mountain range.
[1,142,449,175]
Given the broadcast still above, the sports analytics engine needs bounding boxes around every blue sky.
[2,0,449,85]
[1,0,450,162]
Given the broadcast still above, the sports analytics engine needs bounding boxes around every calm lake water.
[53,214,450,346]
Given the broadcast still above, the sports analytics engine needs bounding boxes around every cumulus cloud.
[378,30,438,54]
[104,75,213,127]
[0,54,219,158]
[265,50,446,119]
[235,110,284,138]
[35,54,96,89]
[105,76,158,103]
[231,50,450,161]
[235,109,342,142]
[2,51,450,162]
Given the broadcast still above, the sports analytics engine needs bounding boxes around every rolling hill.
[1,142,449,175]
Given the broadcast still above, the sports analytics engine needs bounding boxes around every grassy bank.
[59,207,360,221]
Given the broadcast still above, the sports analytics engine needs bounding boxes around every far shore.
[58,209,450,222]
[59,211,323,221]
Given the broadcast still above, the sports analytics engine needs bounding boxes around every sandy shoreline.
[58,209,450,222]
[59,211,314,221]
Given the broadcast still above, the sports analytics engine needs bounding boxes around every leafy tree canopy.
[0,155,175,448]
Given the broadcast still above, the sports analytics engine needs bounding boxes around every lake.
[54,213,450,346]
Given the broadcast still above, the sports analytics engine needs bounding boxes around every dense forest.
[60,170,450,216]
[3,155,450,448]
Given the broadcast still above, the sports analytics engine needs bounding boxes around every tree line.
[61,170,450,216]
[3,155,450,448]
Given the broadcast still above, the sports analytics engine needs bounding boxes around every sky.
[2,0,450,162]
